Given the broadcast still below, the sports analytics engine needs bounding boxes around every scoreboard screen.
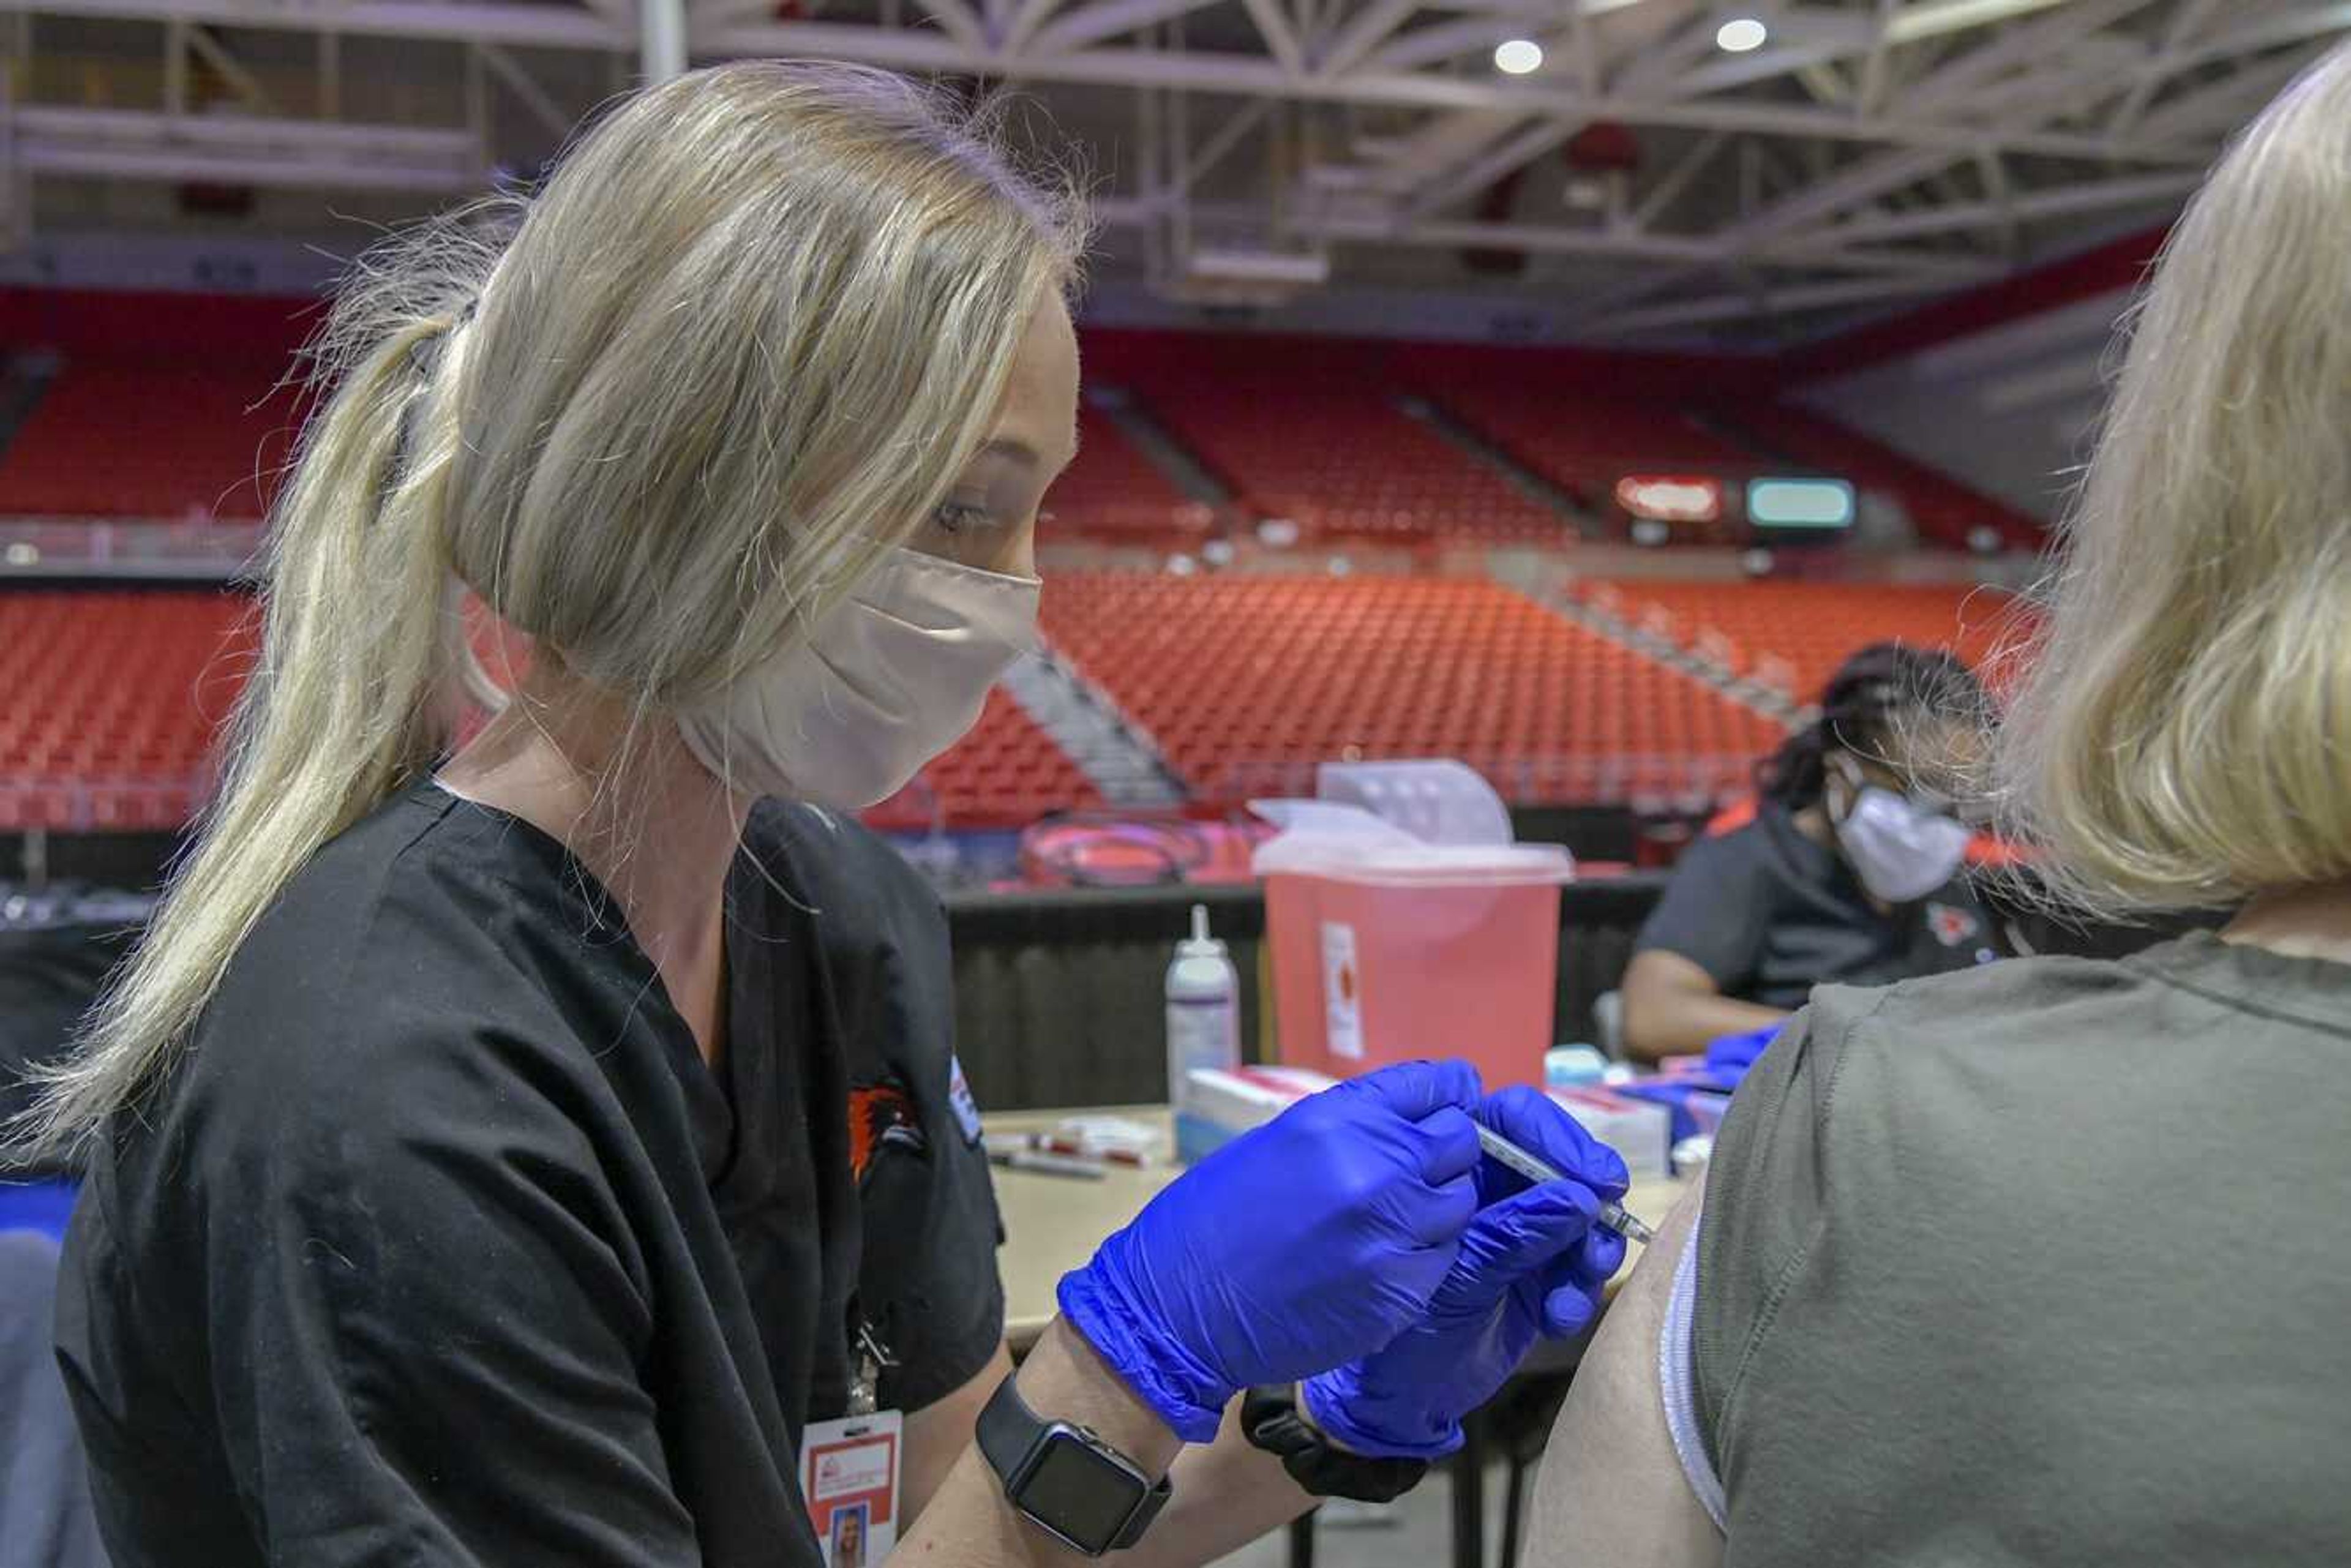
[1746,477,1856,530]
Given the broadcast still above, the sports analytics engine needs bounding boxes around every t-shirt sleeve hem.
[1659,1212,1728,1532]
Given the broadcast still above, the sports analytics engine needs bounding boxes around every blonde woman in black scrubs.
[21,62,1631,1568]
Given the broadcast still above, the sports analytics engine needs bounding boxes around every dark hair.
[1757,642,1985,808]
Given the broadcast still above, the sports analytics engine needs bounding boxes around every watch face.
[1022,1435,1143,1550]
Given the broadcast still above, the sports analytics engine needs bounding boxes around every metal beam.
[1365,13,1540,76]
[1973,144,2017,257]
[181,22,276,113]
[1906,0,2162,111]
[1239,0,1302,77]
[1564,0,1597,94]
[1796,168,2199,245]
[1313,0,1414,78]
[1401,114,1572,223]
[1172,93,1272,195]
[1302,212,2007,278]
[695,18,2219,167]
[162,16,187,114]
[1671,40,1856,100]
[2132,45,2328,143]
[1003,0,1070,53]
[476,42,572,141]
[0,0,626,49]
[915,0,986,53]
[1611,10,1717,97]
[689,0,784,24]
[1030,0,1223,54]
[1854,0,1903,118]
[1627,129,1723,228]
[1884,0,2078,44]
[14,103,482,190]
[2164,1,2351,75]
[642,0,686,81]
[1718,144,1959,249]
[1590,271,1968,337]
[2105,0,2221,136]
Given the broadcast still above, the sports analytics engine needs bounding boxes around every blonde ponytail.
[10,61,1080,1163]
[7,227,495,1162]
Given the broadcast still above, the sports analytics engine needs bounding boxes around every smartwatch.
[977,1371,1172,1556]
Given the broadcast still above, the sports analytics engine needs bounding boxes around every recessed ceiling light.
[1716,17,1768,52]
[1494,38,1544,75]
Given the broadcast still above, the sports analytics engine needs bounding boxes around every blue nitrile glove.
[1059,1061,1485,1443]
[1299,1086,1630,1459]
[1704,1023,1782,1082]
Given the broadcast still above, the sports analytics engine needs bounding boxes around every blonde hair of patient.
[11,60,1082,1161]
[1990,41,2351,917]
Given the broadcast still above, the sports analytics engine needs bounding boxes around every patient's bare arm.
[1519,1188,1722,1568]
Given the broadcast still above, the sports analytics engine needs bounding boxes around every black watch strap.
[1242,1386,1430,1504]
[978,1371,1172,1555]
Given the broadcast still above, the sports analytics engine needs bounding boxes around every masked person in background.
[14,64,1629,1568]
[1619,643,2006,1062]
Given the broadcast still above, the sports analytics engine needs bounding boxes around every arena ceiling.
[0,0,2343,345]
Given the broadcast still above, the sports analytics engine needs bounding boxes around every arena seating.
[0,590,252,829]
[1430,381,1754,521]
[1584,577,2023,699]
[1730,401,2042,550]
[0,364,296,520]
[0,589,1102,835]
[862,689,1104,833]
[1114,361,1568,542]
[1040,572,1784,808]
[1037,404,1201,539]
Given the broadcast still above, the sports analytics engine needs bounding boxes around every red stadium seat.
[862,689,1105,832]
[0,590,1103,834]
[0,589,252,829]
[0,364,300,521]
[1040,572,1783,809]
[1114,350,1569,542]
[1038,404,1202,540]
[1587,578,2026,699]
[1423,378,1753,545]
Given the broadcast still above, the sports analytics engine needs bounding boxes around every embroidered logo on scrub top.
[946,1057,984,1146]
[848,1082,920,1181]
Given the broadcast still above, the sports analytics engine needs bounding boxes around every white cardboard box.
[1546,1086,1673,1180]
[1177,1065,1337,1163]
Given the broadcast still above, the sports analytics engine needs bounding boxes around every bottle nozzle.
[1190,904,1210,944]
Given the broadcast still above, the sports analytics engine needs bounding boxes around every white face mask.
[1832,776,1973,904]
[678,547,1041,809]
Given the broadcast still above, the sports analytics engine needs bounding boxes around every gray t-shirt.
[1693,932,2351,1565]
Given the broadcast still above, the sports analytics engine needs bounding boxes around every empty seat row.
[1040,572,1785,809]
[0,590,1105,834]
[1584,577,2027,699]
[0,364,298,520]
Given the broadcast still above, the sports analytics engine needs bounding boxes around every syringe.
[1474,1122,1659,1247]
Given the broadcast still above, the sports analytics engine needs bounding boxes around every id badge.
[801,1409,902,1567]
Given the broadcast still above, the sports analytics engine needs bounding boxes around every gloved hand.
[1300,1086,1629,1459]
[1059,1061,1484,1442]
[1704,1023,1782,1081]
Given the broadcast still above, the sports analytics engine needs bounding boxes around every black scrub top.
[1633,800,2005,1011]
[53,784,1003,1568]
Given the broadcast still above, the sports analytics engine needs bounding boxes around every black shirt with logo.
[54,785,1001,1568]
[1634,800,2004,1010]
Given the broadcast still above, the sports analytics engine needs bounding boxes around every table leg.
[1286,1509,1316,1568]
[1452,1411,1487,1568]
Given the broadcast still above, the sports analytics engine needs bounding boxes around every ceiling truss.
[0,0,2341,342]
